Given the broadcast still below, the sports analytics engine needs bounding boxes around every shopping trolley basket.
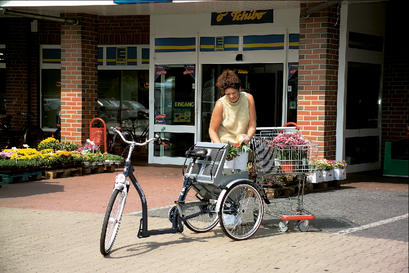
[251,122,318,232]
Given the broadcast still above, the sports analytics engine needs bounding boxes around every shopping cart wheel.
[278,221,289,232]
[298,220,310,232]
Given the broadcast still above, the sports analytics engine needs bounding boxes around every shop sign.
[155,111,166,124]
[173,101,194,108]
[211,10,273,26]
[155,65,168,80]
[288,62,298,80]
[174,109,191,123]
[183,65,195,79]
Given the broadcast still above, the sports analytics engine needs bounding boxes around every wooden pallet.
[82,164,117,175]
[309,180,341,191]
[0,171,42,184]
[43,166,83,179]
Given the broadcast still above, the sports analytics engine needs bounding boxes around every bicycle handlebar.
[113,127,170,147]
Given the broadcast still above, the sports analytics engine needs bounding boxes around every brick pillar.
[298,3,340,160]
[60,14,98,144]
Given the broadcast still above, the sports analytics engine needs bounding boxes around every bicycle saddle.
[185,148,207,159]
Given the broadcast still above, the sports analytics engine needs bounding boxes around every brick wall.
[61,13,98,144]
[99,15,150,45]
[298,3,340,160]
[382,0,409,143]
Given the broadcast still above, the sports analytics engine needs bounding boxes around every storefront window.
[41,69,61,129]
[345,136,379,165]
[154,65,196,126]
[346,62,381,129]
[201,63,283,142]
[98,70,149,132]
[154,132,194,157]
[287,63,298,123]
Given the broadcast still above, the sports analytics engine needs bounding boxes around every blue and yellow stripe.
[43,48,61,63]
[127,47,137,65]
[142,48,149,64]
[243,34,284,51]
[289,34,299,49]
[98,47,103,65]
[106,47,116,65]
[155,37,196,53]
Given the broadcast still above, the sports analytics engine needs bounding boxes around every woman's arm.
[246,93,257,143]
[208,100,223,143]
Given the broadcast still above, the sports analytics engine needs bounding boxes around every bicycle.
[100,128,267,256]
[112,112,149,155]
[0,112,45,149]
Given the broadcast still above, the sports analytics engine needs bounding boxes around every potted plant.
[37,137,60,152]
[0,148,41,171]
[267,132,309,173]
[314,159,334,181]
[332,160,347,180]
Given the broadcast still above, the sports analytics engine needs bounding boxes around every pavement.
[0,156,408,273]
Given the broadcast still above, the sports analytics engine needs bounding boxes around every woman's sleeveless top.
[217,92,250,144]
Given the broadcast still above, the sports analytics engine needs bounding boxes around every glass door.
[201,63,283,142]
[153,65,196,163]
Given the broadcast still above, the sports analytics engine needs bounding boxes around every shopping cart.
[251,122,318,232]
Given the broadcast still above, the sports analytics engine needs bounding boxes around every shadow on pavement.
[0,180,64,198]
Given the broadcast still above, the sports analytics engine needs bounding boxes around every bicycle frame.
[113,128,183,238]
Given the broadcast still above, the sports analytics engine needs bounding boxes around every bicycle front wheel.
[100,189,127,256]
[218,182,264,241]
[24,126,45,149]
[182,185,219,233]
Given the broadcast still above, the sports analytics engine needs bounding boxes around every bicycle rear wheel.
[218,182,264,241]
[182,185,219,233]
[24,126,45,149]
[100,189,127,256]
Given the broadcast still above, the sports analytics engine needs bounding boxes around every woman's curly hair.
[216,69,241,96]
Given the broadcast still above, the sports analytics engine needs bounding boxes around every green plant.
[37,137,60,151]
[0,159,40,170]
[56,141,79,152]
[226,142,239,161]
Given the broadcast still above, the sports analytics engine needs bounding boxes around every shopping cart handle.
[282,122,300,130]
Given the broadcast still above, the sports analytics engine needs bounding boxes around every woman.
[209,69,257,170]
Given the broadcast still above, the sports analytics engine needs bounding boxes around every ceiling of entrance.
[0,0,386,17]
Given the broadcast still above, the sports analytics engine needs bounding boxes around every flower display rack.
[0,171,42,184]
